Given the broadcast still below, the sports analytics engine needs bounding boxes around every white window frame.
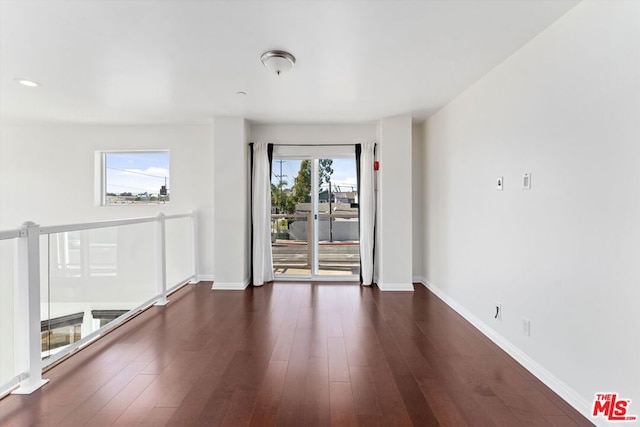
[96,150,170,206]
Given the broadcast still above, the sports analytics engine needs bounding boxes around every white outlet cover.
[497,176,503,191]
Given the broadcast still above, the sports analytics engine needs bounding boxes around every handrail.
[164,213,193,220]
[1,213,196,236]
[271,213,309,219]
[271,212,358,218]
[271,213,358,218]
[0,229,21,240]
[317,213,358,219]
[0,210,198,396]
[40,215,163,234]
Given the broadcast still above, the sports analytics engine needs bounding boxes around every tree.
[271,183,295,213]
[319,159,334,187]
[292,160,312,203]
[292,159,334,204]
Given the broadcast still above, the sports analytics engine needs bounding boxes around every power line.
[273,160,288,214]
[274,160,288,186]
[106,166,167,180]
[107,184,157,192]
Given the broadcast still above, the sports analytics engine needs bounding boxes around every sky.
[271,157,357,192]
[105,152,170,195]
[105,153,356,196]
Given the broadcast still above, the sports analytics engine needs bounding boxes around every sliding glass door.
[315,158,360,277]
[270,148,360,280]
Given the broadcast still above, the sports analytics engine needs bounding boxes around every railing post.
[306,213,312,269]
[155,213,168,305]
[13,221,48,394]
[189,210,199,284]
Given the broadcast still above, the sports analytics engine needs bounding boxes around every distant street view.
[104,152,170,205]
[271,158,360,276]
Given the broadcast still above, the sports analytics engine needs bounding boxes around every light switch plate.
[522,318,531,336]
[523,173,531,190]
[497,176,503,191]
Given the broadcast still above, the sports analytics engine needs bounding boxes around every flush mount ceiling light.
[15,78,40,87]
[260,50,296,76]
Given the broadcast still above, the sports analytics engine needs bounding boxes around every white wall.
[422,0,640,422]
[412,123,424,281]
[0,124,215,277]
[377,116,413,291]
[211,117,250,289]
[250,123,377,145]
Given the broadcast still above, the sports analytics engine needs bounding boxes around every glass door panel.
[271,213,311,276]
[271,158,311,277]
[316,158,360,277]
[271,154,359,280]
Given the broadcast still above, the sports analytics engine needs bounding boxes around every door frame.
[271,146,359,281]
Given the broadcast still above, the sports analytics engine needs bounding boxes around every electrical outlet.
[494,303,502,320]
[522,318,531,336]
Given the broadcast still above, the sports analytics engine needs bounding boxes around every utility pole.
[273,160,287,235]
[273,160,288,213]
[159,176,168,204]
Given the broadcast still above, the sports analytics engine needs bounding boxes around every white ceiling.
[0,0,580,125]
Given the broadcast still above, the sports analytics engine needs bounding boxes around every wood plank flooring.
[0,282,593,426]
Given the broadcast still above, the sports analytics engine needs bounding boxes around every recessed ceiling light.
[15,78,40,87]
[236,91,247,96]
[260,50,296,76]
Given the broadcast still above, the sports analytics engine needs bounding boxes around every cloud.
[144,167,169,176]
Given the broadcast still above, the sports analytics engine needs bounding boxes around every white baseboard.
[198,274,214,282]
[211,279,249,291]
[412,275,426,284]
[419,279,603,426]
[376,282,415,292]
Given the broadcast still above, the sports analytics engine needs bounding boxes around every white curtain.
[359,142,376,285]
[252,142,274,286]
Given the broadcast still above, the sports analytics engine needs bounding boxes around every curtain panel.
[251,142,274,286]
[357,142,376,285]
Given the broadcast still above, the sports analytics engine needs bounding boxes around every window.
[101,151,170,205]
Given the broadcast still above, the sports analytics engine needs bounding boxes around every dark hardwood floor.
[0,282,593,426]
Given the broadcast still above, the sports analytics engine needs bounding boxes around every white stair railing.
[0,211,198,397]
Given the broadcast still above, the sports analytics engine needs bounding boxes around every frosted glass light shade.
[260,50,296,76]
